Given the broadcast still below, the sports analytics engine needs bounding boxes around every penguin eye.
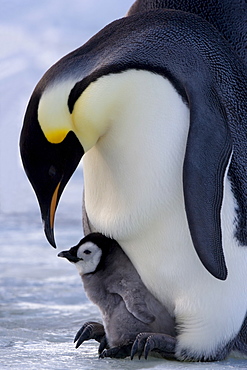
[49,165,57,178]
[84,250,91,255]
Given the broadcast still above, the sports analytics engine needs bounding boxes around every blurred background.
[0,0,133,216]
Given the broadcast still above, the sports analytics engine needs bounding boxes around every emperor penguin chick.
[58,233,176,359]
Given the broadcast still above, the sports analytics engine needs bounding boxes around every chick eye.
[84,250,91,255]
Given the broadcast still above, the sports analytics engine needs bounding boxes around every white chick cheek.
[76,242,103,275]
[75,261,85,275]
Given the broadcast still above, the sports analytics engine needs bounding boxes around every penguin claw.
[74,321,106,349]
[130,332,149,359]
[99,343,133,359]
[131,332,177,360]
[130,334,147,360]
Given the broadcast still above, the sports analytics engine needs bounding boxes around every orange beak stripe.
[50,182,61,230]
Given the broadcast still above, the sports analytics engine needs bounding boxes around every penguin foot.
[74,321,107,351]
[131,332,176,360]
[99,343,133,359]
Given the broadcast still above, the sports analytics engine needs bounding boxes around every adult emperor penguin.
[128,0,247,65]
[58,233,176,359]
[20,8,247,362]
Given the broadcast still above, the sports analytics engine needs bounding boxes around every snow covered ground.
[1,1,247,368]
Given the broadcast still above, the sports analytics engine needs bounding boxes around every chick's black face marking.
[58,245,82,263]
[58,250,81,263]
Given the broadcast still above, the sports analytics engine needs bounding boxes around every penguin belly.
[82,71,247,360]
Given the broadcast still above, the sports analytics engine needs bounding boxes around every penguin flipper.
[109,280,155,324]
[183,86,232,280]
[123,294,155,324]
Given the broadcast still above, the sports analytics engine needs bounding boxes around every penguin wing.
[183,86,232,280]
[108,279,155,324]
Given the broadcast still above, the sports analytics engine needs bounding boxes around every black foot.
[99,343,133,359]
[131,332,177,360]
[74,321,107,352]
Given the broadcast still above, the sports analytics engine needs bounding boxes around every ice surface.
[1,0,247,368]
[1,183,247,370]
[1,198,247,369]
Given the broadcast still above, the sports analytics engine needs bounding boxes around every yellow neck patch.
[38,80,75,144]
[45,129,70,144]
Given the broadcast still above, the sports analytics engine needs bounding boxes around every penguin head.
[20,79,85,247]
[58,233,114,275]
[58,234,107,275]
[20,63,128,248]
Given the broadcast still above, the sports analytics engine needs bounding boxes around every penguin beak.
[58,250,81,263]
[20,93,84,248]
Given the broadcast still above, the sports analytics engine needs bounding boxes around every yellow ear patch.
[45,129,70,144]
[38,80,76,144]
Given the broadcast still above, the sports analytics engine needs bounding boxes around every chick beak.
[58,250,81,263]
